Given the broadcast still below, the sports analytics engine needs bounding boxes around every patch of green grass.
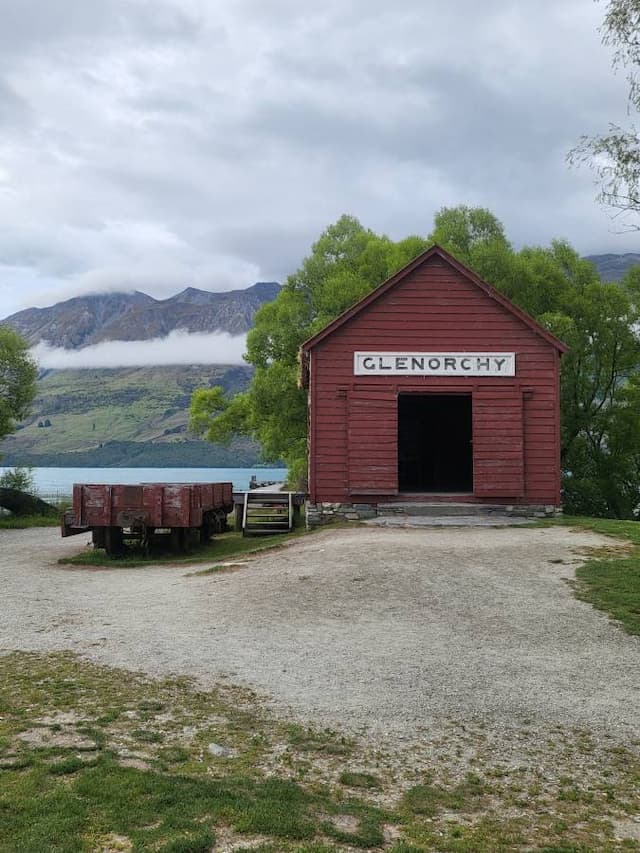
[0,757,323,851]
[138,700,164,712]
[48,755,92,775]
[59,528,309,569]
[132,728,164,744]
[0,514,59,529]
[0,652,388,853]
[574,555,640,635]
[321,812,386,848]
[286,724,354,756]
[338,771,382,789]
[545,516,640,636]
[546,516,640,545]
[3,652,640,852]
[158,746,191,766]
[401,772,489,818]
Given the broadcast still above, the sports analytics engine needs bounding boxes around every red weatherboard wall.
[302,248,565,507]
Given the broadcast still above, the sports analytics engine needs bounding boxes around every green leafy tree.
[192,206,640,516]
[569,0,640,225]
[0,326,38,445]
[429,205,511,262]
[0,466,35,494]
[430,208,640,517]
[189,216,428,484]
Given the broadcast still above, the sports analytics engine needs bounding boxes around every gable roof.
[300,244,569,362]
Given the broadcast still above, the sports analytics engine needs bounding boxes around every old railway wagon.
[300,245,567,523]
[61,482,234,555]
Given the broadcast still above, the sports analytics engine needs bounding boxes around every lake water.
[0,466,287,502]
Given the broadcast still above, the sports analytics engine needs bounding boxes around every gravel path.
[2,525,639,739]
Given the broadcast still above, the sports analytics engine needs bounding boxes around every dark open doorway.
[398,394,473,492]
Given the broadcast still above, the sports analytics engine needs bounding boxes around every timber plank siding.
[301,246,566,511]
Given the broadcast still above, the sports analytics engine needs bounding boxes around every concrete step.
[366,514,533,528]
[377,502,510,517]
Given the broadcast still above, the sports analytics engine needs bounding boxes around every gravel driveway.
[1,525,639,739]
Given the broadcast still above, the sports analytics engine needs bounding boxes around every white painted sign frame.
[353,352,516,377]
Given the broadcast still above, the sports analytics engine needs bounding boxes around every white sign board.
[354,352,516,377]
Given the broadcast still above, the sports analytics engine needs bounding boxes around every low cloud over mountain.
[31,330,248,369]
[1,281,279,365]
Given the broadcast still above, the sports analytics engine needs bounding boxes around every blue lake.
[0,466,287,501]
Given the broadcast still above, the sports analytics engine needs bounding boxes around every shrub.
[0,466,36,494]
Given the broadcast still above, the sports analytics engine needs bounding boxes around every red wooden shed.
[300,245,567,522]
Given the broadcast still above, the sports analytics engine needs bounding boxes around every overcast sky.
[0,0,636,321]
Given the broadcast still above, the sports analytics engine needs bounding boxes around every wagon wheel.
[200,513,213,543]
[170,527,190,553]
[92,527,106,549]
[141,525,154,556]
[104,526,124,558]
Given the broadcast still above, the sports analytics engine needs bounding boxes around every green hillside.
[0,365,274,467]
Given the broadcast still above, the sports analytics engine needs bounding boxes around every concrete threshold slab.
[365,515,535,528]
[378,502,510,517]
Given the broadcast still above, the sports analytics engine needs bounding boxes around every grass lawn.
[2,652,640,852]
[58,527,311,569]
[3,516,640,849]
[0,513,59,530]
[544,516,640,636]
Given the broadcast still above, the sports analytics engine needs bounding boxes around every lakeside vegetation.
[0,513,59,529]
[1,438,274,469]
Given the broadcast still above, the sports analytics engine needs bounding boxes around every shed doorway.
[398,394,473,492]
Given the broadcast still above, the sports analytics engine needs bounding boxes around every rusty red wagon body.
[61,482,234,555]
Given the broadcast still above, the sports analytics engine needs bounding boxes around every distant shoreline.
[0,440,284,470]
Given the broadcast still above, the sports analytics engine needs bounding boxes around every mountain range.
[0,280,281,468]
[0,254,638,469]
[585,253,640,282]
[2,253,638,353]
[0,364,262,469]
[2,281,281,349]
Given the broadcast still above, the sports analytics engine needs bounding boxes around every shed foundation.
[305,501,561,528]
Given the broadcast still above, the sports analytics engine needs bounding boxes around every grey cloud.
[0,0,199,58]
[0,0,637,320]
[0,78,30,127]
[31,330,247,368]
[209,222,321,283]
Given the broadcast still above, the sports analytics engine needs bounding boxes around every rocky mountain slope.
[3,256,637,353]
[585,253,640,282]
[0,280,284,467]
[2,281,280,348]
[1,255,638,468]
[0,365,264,467]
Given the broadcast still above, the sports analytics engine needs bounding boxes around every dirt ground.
[1,524,639,744]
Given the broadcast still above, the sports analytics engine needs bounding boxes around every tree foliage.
[569,0,640,225]
[0,326,38,445]
[190,216,428,484]
[191,206,640,518]
[0,466,35,494]
[432,207,640,516]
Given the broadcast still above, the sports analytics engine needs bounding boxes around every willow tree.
[570,0,640,225]
[191,207,640,517]
[0,326,37,444]
[190,216,428,484]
